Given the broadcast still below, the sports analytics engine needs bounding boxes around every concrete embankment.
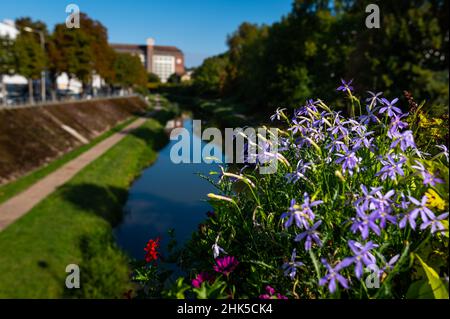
[0,96,148,184]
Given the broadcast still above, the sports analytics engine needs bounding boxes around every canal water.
[113,117,224,265]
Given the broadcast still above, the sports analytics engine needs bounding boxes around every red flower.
[144,237,160,263]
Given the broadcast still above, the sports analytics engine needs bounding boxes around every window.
[153,55,175,82]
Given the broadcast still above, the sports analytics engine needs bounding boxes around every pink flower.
[191,272,215,288]
[213,256,239,276]
[258,285,288,299]
[265,285,275,295]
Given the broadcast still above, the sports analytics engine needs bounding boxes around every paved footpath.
[0,117,147,232]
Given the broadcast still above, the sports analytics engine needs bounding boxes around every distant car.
[57,89,81,100]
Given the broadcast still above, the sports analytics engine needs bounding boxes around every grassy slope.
[0,117,136,204]
[0,118,168,298]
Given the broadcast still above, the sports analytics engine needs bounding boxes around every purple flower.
[351,131,374,151]
[328,115,349,138]
[336,79,354,92]
[213,256,239,276]
[420,212,448,234]
[399,209,419,230]
[282,249,304,280]
[397,193,410,210]
[270,107,287,121]
[365,91,383,107]
[350,206,381,239]
[408,195,436,224]
[288,119,305,135]
[377,254,400,278]
[355,185,383,211]
[436,144,449,162]
[192,272,215,288]
[375,154,406,181]
[212,242,227,259]
[326,138,347,153]
[305,99,319,114]
[342,240,378,279]
[359,105,380,125]
[387,113,408,138]
[294,221,323,251]
[390,130,416,152]
[259,286,288,299]
[335,149,361,175]
[412,161,444,186]
[281,194,323,229]
[379,98,402,117]
[319,259,349,294]
[285,160,312,183]
[371,189,396,216]
[313,111,331,127]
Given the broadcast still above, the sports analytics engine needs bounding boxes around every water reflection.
[113,118,223,263]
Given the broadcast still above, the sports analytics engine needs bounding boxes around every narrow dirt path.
[0,117,147,231]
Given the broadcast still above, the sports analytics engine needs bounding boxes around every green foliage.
[148,72,161,83]
[0,36,15,75]
[48,13,115,86]
[0,119,168,298]
[192,0,449,116]
[413,254,449,299]
[193,54,229,96]
[13,33,45,79]
[113,52,147,89]
[158,90,448,299]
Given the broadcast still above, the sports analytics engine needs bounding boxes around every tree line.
[0,13,148,104]
[192,0,449,116]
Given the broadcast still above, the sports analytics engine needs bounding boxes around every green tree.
[193,0,448,116]
[13,33,45,104]
[48,13,114,96]
[0,36,15,103]
[148,72,161,83]
[192,54,229,96]
[113,52,147,92]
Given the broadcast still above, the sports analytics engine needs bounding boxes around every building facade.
[111,38,184,83]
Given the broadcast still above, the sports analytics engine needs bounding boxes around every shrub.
[134,81,449,299]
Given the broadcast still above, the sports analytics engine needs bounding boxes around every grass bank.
[0,117,136,204]
[0,116,169,298]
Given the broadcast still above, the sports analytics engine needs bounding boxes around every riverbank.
[0,96,148,185]
[0,110,172,298]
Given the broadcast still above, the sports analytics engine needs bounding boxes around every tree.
[0,36,15,103]
[148,72,161,83]
[113,52,147,92]
[193,0,448,116]
[48,13,114,96]
[167,73,181,84]
[192,54,229,96]
[13,33,45,104]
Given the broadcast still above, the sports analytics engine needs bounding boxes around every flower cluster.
[259,285,288,299]
[165,80,448,299]
[267,82,448,294]
[144,237,160,263]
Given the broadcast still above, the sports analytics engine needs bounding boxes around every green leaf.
[407,280,435,299]
[192,278,228,299]
[414,254,449,299]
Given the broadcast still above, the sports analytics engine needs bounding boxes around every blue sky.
[1,0,293,67]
